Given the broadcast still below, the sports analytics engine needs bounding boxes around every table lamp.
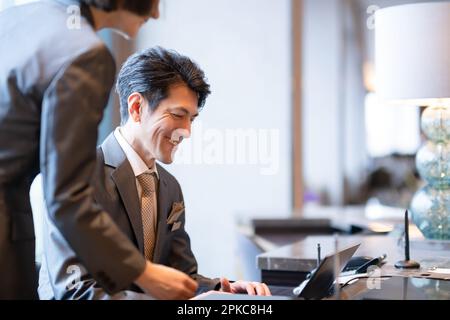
[375,2,450,240]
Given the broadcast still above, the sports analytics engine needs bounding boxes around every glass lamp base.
[410,185,450,240]
[411,104,450,240]
[416,141,450,187]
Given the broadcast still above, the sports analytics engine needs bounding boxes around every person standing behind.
[0,0,197,299]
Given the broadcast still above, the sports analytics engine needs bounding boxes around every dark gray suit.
[38,133,220,299]
[0,1,146,299]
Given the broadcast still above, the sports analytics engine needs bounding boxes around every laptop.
[198,243,360,300]
[295,243,361,299]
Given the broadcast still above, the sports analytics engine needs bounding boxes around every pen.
[355,253,387,273]
[317,243,321,267]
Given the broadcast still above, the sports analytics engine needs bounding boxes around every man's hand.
[135,261,198,299]
[219,277,271,296]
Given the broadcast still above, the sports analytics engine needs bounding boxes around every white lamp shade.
[375,2,450,105]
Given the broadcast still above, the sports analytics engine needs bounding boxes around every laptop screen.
[298,243,361,300]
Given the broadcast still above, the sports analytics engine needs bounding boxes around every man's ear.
[127,92,144,123]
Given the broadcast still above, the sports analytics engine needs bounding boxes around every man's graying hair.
[116,47,211,125]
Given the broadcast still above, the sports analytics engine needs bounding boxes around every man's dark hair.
[81,0,154,16]
[116,47,211,125]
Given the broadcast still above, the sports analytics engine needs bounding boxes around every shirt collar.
[114,127,159,180]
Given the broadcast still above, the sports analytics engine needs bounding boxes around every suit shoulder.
[156,164,181,189]
[2,1,103,49]
[79,43,116,74]
[51,43,116,96]
[0,1,115,88]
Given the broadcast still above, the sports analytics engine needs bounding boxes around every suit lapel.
[111,164,145,254]
[153,167,170,262]
[102,134,145,254]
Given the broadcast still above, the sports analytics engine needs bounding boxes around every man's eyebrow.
[173,107,199,117]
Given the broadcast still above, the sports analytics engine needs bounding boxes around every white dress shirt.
[114,127,159,225]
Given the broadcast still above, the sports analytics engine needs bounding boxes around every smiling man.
[38,47,271,299]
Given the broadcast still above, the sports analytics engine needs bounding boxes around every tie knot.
[137,172,156,194]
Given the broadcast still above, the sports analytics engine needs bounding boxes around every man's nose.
[152,9,160,19]
[151,3,160,19]
[171,128,190,143]
[186,121,192,135]
[181,119,192,136]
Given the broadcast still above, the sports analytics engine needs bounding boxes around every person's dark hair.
[116,47,211,125]
[80,0,154,16]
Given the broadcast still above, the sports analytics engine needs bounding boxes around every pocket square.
[167,201,185,225]
[171,221,182,232]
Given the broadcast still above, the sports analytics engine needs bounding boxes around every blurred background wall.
[134,0,292,279]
